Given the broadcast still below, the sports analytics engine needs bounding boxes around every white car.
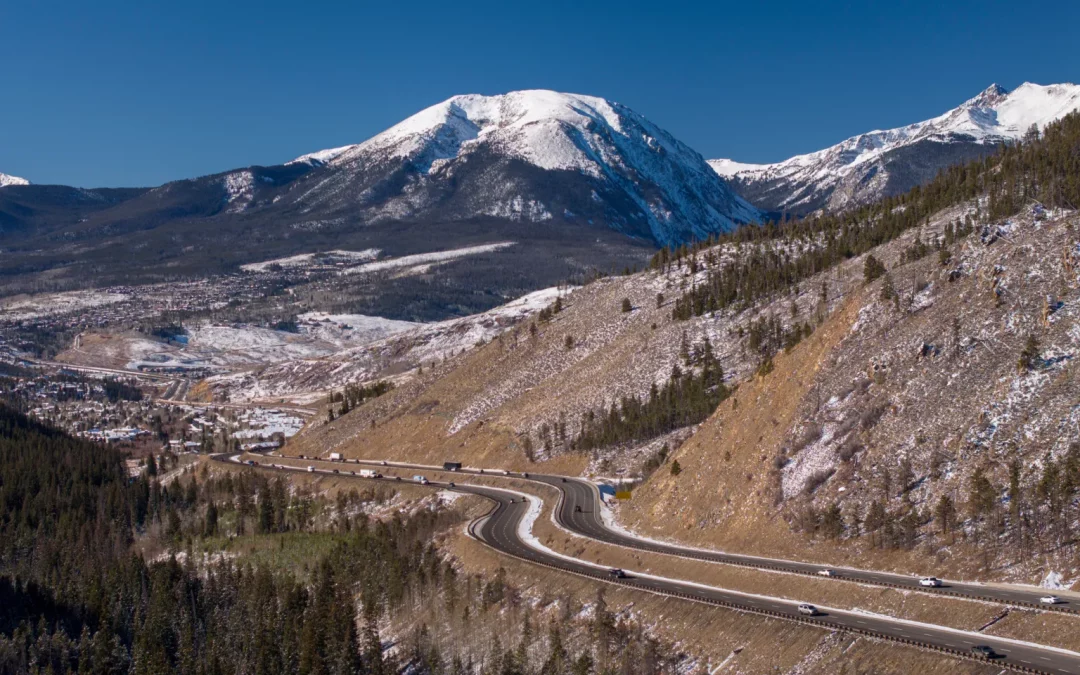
[1040,595,1061,605]
[797,603,819,616]
[306,466,315,473]
[919,577,942,587]
[818,569,835,577]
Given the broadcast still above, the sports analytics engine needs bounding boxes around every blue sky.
[2,0,1077,187]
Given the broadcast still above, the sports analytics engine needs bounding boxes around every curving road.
[217,453,1080,674]
[338,458,1077,616]
[210,453,1080,673]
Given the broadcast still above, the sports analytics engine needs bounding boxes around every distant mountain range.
[709,82,1080,215]
[3,83,1080,298]
[0,90,763,298]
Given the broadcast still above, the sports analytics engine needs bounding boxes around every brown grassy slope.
[620,289,863,552]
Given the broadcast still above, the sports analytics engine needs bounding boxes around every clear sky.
[2,0,1077,187]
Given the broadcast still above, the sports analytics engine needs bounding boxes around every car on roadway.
[919,577,942,587]
[306,466,315,473]
[970,645,998,658]
[797,604,819,616]
[607,568,627,579]
[332,469,339,474]
[380,460,388,466]
[561,477,567,483]
[1040,594,1062,604]
[448,482,455,488]
[350,471,356,476]
[522,472,529,478]
[817,569,835,577]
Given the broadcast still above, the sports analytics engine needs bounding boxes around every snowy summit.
[287,90,762,246]
[0,172,29,188]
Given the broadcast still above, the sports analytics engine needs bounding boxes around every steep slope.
[712,82,1080,214]
[286,90,761,246]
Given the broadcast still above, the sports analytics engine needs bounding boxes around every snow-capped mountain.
[0,173,29,188]
[711,82,1080,215]
[286,90,761,245]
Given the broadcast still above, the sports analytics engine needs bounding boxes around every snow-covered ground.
[340,242,517,276]
[239,249,380,272]
[0,289,130,321]
[207,286,568,403]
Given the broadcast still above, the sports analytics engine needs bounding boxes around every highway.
[343,458,1078,616]
[216,453,1080,674]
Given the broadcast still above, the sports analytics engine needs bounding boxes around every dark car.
[448,482,455,488]
[561,477,567,483]
[394,476,401,481]
[970,645,998,658]
[522,472,529,478]
[607,568,626,579]
[332,469,339,474]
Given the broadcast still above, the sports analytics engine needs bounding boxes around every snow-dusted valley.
[7,78,1080,675]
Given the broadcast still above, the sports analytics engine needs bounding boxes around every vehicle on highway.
[332,469,339,474]
[574,505,582,513]
[413,475,428,485]
[817,569,835,577]
[350,471,356,475]
[522,472,529,478]
[448,482,455,488]
[561,477,567,482]
[970,645,998,658]
[1040,594,1062,604]
[359,469,379,478]
[298,455,306,459]
[500,470,510,475]
[607,568,627,579]
[394,476,401,481]
[329,452,342,461]
[306,466,315,473]
[797,604,819,616]
[919,577,942,587]
[381,460,388,465]
[245,460,255,466]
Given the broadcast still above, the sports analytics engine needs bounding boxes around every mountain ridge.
[710,81,1080,215]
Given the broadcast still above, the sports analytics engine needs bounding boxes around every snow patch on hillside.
[240,249,380,272]
[341,242,516,276]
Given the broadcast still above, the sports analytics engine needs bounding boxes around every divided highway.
[345,458,1077,615]
[219,454,1080,674]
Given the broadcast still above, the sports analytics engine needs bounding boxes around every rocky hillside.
[286,111,1080,587]
[711,82,1080,215]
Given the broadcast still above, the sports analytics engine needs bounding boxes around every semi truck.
[359,469,381,478]
[329,452,343,461]
[413,475,429,485]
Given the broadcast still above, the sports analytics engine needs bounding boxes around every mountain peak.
[284,89,761,246]
[0,172,29,188]
[964,83,1009,108]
